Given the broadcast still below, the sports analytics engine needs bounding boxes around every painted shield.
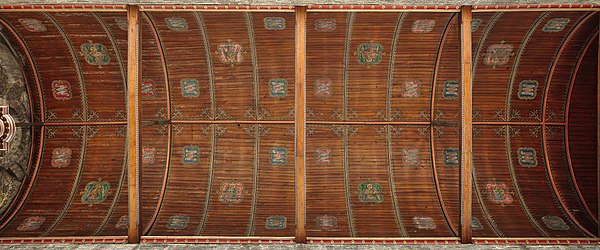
[51,147,72,168]
[443,148,460,167]
[411,19,435,33]
[142,147,155,164]
[80,41,110,67]
[518,80,538,100]
[401,148,419,167]
[17,217,46,231]
[357,181,383,204]
[269,79,287,98]
[165,18,188,31]
[517,147,537,167]
[182,145,199,164]
[356,42,383,66]
[166,215,190,230]
[485,182,513,205]
[314,18,336,32]
[315,148,332,166]
[18,18,46,32]
[471,217,484,230]
[270,147,288,165]
[316,215,338,230]
[218,180,244,204]
[402,80,420,98]
[314,78,332,98]
[442,80,459,100]
[543,18,570,32]
[141,79,155,98]
[542,215,569,231]
[265,215,287,230]
[81,179,111,205]
[216,41,244,66]
[471,19,482,32]
[115,215,128,229]
[115,17,128,31]
[484,43,513,67]
[51,80,72,101]
[180,79,200,98]
[264,17,286,30]
[413,216,437,230]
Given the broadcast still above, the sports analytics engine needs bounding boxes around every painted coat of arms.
[471,217,484,230]
[51,147,72,168]
[411,19,435,33]
[357,181,383,204]
[402,80,421,98]
[315,148,332,166]
[18,18,46,32]
[355,42,384,67]
[17,216,46,231]
[316,215,338,230]
[401,148,419,167]
[270,147,288,165]
[314,19,336,32]
[264,17,286,30]
[80,41,110,68]
[51,80,72,101]
[485,181,513,205]
[413,216,437,230]
[115,215,128,229]
[315,78,332,98]
[265,215,287,229]
[543,18,570,32]
[142,147,155,164]
[518,80,538,100]
[269,79,287,98]
[484,43,513,67]
[166,215,190,230]
[216,41,245,67]
[180,79,199,98]
[81,178,111,205]
[443,80,459,100]
[218,180,244,204]
[165,18,188,31]
[471,19,482,32]
[141,79,155,98]
[182,145,199,164]
[517,147,537,167]
[443,148,459,167]
[542,215,569,231]
[115,17,128,31]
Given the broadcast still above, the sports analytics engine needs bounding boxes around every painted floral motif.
[81,179,111,205]
[218,180,244,204]
[517,147,537,167]
[355,41,384,67]
[265,215,287,229]
[18,18,46,32]
[314,18,336,32]
[471,217,484,230]
[357,180,383,204]
[402,80,420,98]
[316,215,338,230]
[141,79,155,98]
[264,17,286,30]
[270,147,287,165]
[180,79,199,98]
[51,147,72,168]
[484,43,513,67]
[315,78,332,98]
[542,215,569,231]
[115,215,128,229]
[269,79,287,98]
[17,217,45,231]
[401,148,419,167]
[165,17,188,31]
[471,19,482,32]
[182,145,199,164]
[411,19,435,33]
[315,148,331,166]
[518,80,538,100]
[142,147,155,164]
[114,17,128,31]
[485,181,513,205]
[80,41,110,68]
[51,80,72,101]
[166,215,190,230]
[543,18,570,32]
[216,41,245,67]
[443,148,459,167]
[442,80,459,100]
[413,216,436,230]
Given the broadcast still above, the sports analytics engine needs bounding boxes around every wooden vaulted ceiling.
[0,9,597,240]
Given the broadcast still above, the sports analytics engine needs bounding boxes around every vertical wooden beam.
[459,5,473,244]
[127,4,141,244]
[295,5,307,244]
[597,14,599,238]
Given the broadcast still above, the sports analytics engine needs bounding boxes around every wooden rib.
[542,12,597,238]
[430,12,458,237]
[295,6,307,243]
[126,5,141,243]
[597,15,599,237]
[564,30,599,224]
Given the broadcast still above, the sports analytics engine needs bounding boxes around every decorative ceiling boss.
[0,102,16,151]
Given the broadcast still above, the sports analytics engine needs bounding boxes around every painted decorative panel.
[315,148,332,166]
[263,17,286,30]
[314,78,332,98]
[270,147,288,165]
[517,80,538,100]
[314,18,336,32]
[442,80,459,100]
[517,147,537,167]
[218,180,244,204]
[216,41,245,66]
[18,18,46,32]
[51,147,72,168]
[484,43,513,67]
[182,145,199,164]
[471,19,482,32]
[265,215,287,229]
[81,179,111,205]
[17,217,45,231]
[315,215,338,231]
[401,148,419,167]
[142,147,155,164]
[402,80,421,98]
[357,181,383,204]
[166,215,190,230]
[115,215,128,229]
[355,42,384,67]
[542,215,570,231]
[443,148,459,167]
[543,18,570,32]
[180,79,200,98]
[485,182,513,205]
[80,41,110,67]
[413,216,437,230]
[411,19,435,33]
[141,79,155,98]
[269,79,287,98]
[51,80,72,101]
[165,17,188,31]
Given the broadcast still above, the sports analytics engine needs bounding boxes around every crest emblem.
[543,18,570,32]
[314,19,336,32]
[443,148,460,166]
[413,216,436,230]
[442,80,459,100]
[485,181,513,205]
[357,180,383,204]
[166,215,190,230]
[315,148,332,166]
[51,80,72,101]
[142,147,155,164]
[81,178,111,205]
[17,217,45,231]
[165,18,188,31]
[182,145,199,164]
[542,215,569,231]
[412,19,435,33]
[518,80,538,100]
[141,79,155,98]
[114,17,128,31]
[18,18,46,32]
[402,80,421,98]
[316,215,338,230]
[517,147,537,167]
[264,17,286,30]
[215,40,245,67]
[355,41,384,67]
[51,147,72,168]
[269,79,287,98]
[471,19,482,32]
[401,148,420,167]
[180,79,199,98]
[471,217,484,230]
[218,180,244,204]
[270,147,287,165]
[484,43,513,67]
[315,78,332,98]
[80,41,110,68]
[115,215,128,229]
[265,215,287,229]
